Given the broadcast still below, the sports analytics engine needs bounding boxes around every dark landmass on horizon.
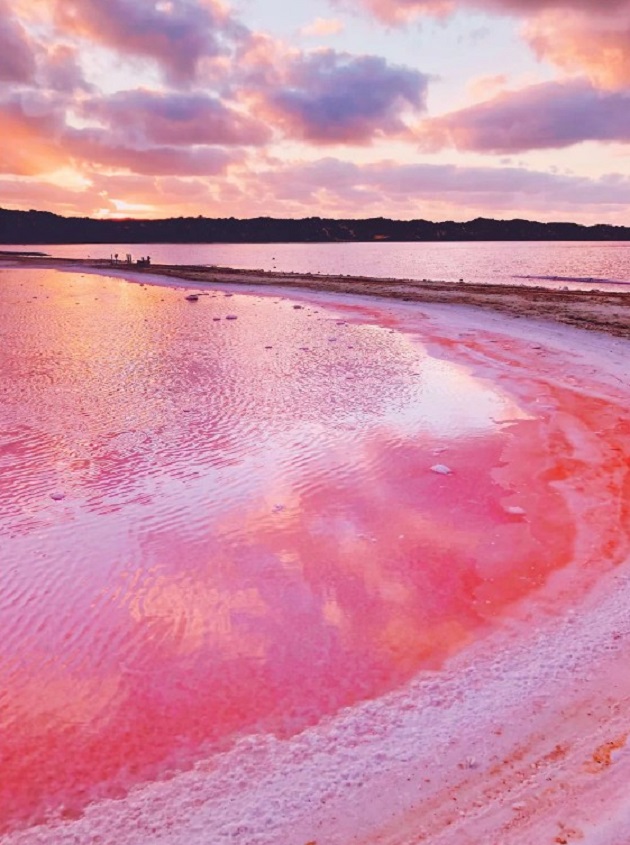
[1,207,630,245]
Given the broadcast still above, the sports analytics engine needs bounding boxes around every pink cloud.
[0,96,68,175]
[50,0,243,83]
[257,157,630,205]
[43,44,90,92]
[5,152,630,222]
[342,0,630,23]
[0,177,107,216]
[466,74,508,100]
[525,7,630,90]
[0,0,37,82]
[82,90,271,147]
[64,128,240,176]
[339,0,454,24]
[0,91,243,178]
[416,79,630,153]
[262,50,429,144]
[299,17,345,36]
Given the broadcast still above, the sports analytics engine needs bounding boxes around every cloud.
[260,156,630,203]
[466,74,508,100]
[263,50,429,143]
[0,0,37,82]
[50,0,245,83]
[0,91,243,178]
[338,0,453,23]
[341,0,630,24]
[64,128,240,176]
[5,149,630,222]
[0,176,105,215]
[525,7,630,90]
[416,79,630,152]
[82,89,271,147]
[343,0,630,96]
[247,156,630,221]
[299,17,345,36]
[0,96,68,174]
[42,44,90,92]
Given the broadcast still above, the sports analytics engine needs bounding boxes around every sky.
[2,0,630,223]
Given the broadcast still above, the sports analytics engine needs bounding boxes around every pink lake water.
[6,240,630,291]
[1,266,629,841]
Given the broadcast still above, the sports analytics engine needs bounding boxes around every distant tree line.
[1,207,629,244]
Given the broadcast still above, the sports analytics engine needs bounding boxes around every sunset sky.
[2,0,630,222]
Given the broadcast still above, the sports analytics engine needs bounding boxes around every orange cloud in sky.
[467,74,508,101]
[344,0,454,23]
[300,17,345,36]
[525,7,630,90]
[0,100,68,175]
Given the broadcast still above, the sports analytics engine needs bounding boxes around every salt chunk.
[430,464,452,475]
[505,506,526,516]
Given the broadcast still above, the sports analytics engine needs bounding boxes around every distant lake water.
[6,240,630,292]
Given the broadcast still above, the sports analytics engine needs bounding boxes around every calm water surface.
[0,265,625,836]
[7,240,630,291]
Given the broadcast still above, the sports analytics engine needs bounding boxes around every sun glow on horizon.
[0,0,629,223]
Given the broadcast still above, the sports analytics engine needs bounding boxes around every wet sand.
[6,255,630,338]
[1,259,630,845]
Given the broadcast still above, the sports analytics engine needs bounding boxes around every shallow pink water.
[0,268,625,837]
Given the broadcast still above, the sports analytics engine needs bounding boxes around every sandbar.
[4,254,630,338]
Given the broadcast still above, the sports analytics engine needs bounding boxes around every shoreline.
[4,254,630,339]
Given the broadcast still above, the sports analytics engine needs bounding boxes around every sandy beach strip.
[4,255,630,339]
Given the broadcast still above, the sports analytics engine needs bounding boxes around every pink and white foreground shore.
[0,263,629,845]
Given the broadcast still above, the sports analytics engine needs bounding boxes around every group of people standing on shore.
[110,253,151,266]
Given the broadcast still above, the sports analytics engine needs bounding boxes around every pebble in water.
[225,315,238,321]
[185,294,199,302]
[50,491,66,501]
[430,464,453,475]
